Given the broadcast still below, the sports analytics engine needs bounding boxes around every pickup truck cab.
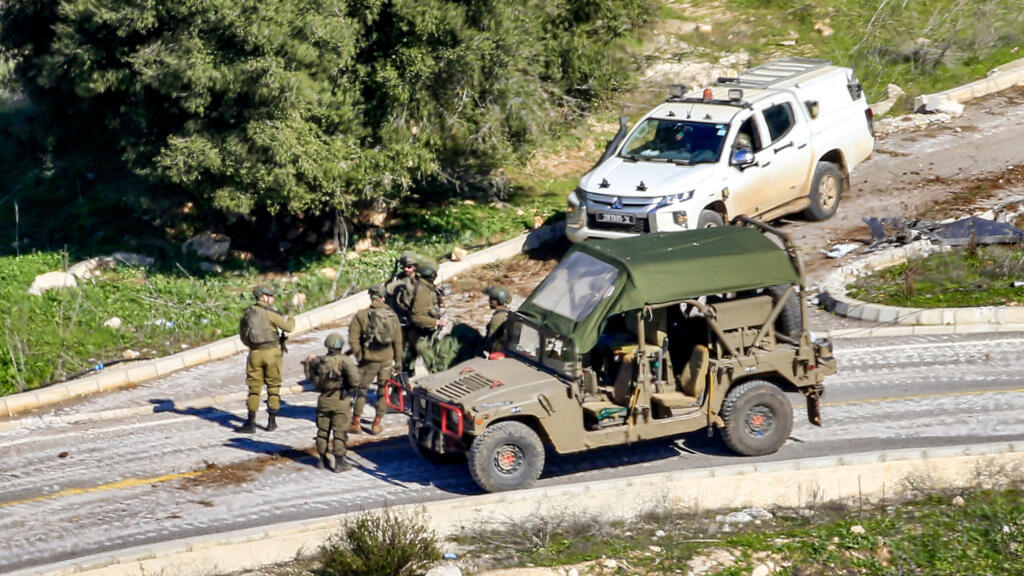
[566,57,874,242]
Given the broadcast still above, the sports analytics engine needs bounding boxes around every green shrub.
[315,508,441,576]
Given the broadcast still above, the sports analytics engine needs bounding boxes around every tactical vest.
[240,305,277,349]
[315,354,350,394]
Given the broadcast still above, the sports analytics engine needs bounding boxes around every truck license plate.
[596,212,635,224]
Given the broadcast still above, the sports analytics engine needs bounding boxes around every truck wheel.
[804,161,842,221]
[407,421,463,464]
[720,380,793,457]
[697,209,724,228]
[468,421,545,492]
[765,285,802,339]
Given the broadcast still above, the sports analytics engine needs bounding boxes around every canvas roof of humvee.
[517,226,800,353]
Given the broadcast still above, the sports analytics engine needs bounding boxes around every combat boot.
[348,417,362,434]
[266,410,278,432]
[317,453,330,469]
[334,458,352,472]
[234,411,257,434]
[371,416,383,435]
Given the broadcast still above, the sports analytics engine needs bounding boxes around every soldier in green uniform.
[386,251,419,372]
[303,333,361,472]
[237,286,295,433]
[395,259,446,372]
[483,285,511,355]
[348,284,403,435]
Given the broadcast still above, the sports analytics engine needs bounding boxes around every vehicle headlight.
[567,188,586,227]
[657,190,694,208]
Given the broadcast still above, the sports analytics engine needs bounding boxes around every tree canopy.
[1,0,650,225]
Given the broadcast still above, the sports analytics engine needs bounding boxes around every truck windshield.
[530,251,618,322]
[620,119,727,164]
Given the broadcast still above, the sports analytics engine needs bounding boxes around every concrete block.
[875,306,900,323]
[941,309,956,325]
[999,308,1024,324]
[205,339,242,361]
[894,308,920,325]
[154,356,186,376]
[911,324,954,336]
[33,386,73,406]
[858,305,881,322]
[181,348,212,368]
[125,363,159,384]
[916,309,943,325]
[65,377,104,397]
[1,392,42,417]
[96,369,130,392]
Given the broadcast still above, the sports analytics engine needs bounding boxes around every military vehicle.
[403,217,834,492]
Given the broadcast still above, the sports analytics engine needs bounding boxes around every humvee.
[403,217,834,492]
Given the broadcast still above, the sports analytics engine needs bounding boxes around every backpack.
[315,354,348,393]
[365,306,397,347]
[240,305,277,349]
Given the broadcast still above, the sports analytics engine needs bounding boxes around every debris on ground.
[862,215,1024,251]
[820,242,862,258]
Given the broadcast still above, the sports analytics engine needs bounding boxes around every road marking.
[838,337,1024,353]
[0,470,204,509]
[824,387,1024,407]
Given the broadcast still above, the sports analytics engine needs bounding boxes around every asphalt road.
[3,91,1024,573]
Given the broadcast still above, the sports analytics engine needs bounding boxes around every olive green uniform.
[395,277,442,366]
[387,275,417,369]
[305,352,361,459]
[241,302,295,413]
[483,306,509,354]
[348,300,403,418]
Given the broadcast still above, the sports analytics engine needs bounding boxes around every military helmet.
[399,251,420,267]
[324,332,345,350]
[485,285,510,305]
[416,259,438,279]
[252,285,275,299]
[368,283,386,298]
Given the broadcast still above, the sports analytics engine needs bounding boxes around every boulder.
[28,271,77,295]
[103,317,123,330]
[112,252,155,268]
[183,233,231,261]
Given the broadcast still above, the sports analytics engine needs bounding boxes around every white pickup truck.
[566,57,874,242]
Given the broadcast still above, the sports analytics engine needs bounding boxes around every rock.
[121,349,140,359]
[567,568,579,576]
[655,529,666,537]
[28,271,78,295]
[814,20,833,37]
[345,251,361,261]
[353,237,374,252]
[230,250,253,261]
[104,317,123,330]
[850,525,866,534]
[290,292,307,309]
[600,559,618,569]
[743,507,774,522]
[359,207,388,227]
[778,39,797,46]
[532,216,544,229]
[183,233,231,261]
[199,262,223,274]
[952,495,966,506]
[649,545,662,553]
[886,83,906,100]
[751,564,771,576]
[320,240,338,256]
[451,246,469,261]
[319,267,338,279]
[425,565,462,576]
[914,93,964,116]
[68,258,107,280]
[697,23,712,33]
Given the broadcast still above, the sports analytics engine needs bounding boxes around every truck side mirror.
[730,149,755,167]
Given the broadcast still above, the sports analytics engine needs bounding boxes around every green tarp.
[517,226,800,354]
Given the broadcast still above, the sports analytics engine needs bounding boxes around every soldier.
[303,333,361,472]
[386,251,419,371]
[395,259,446,370]
[348,284,403,435]
[482,285,511,355]
[237,285,294,433]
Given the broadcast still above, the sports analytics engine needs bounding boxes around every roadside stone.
[290,292,307,310]
[28,271,77,295]
[103,317,123,330]
[122,349,140,359]
[345,251,360,261]
[655,529,666,537]
[751,564,771,576]
[649,545,663,553]
[426,565,462,576]
[353,237,374,252]
[451,246,469,261]
[183,232,231,261]
[952,495,966,506]
[600,559,618,569]
[319,267,338,279]
[68,258,107,280]
[320,239,338,255]
[914,93,964,116]
[687,549,735,575]
[850,525,866,534]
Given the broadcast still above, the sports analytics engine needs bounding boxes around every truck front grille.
[587,214,650,233]
[436,371,496,399]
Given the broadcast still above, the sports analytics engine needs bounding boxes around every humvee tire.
[408,421,464,464]
[804,161,842,221]
[468,421,545,492]
[720,380,793,456]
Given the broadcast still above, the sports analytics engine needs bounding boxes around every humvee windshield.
[530,251,618,322]
[507,316,579,380]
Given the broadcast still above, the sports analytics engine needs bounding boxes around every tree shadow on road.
[349,436,480,495]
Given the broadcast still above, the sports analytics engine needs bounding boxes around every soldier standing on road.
[386,251,419,371]
[237,286,295,434]
[395,259,446,371]
[303,333,361,472]
[348,284,403,435]
[482,285,511,355]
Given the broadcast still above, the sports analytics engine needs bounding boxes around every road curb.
[0,224,564,421]
[817,239,1024,333]
[914,57,1024,111]
[11,441,1023,576]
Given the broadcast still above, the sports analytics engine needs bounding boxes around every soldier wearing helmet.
[237,285,295,434]
[386,251,420,309]
[303,332,361,472]
[393,259,446,371]
[348,283,403,435]
[483,285,511,355]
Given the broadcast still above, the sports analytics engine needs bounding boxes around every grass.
[847,244,1024,308]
